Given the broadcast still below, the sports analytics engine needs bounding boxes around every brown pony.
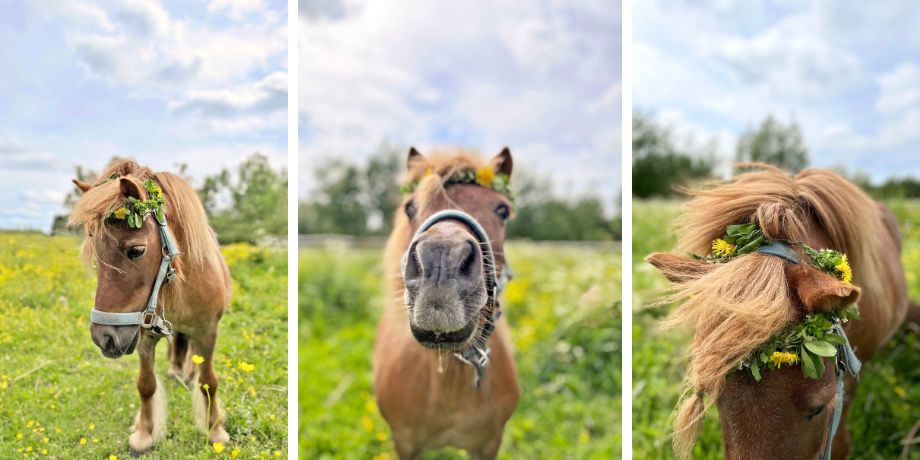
[647,164,909,460]
[69,159,232,455]
[374,147,521,459]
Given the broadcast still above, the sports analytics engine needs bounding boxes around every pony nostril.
[404,242,423,282]
[103,334,115,352]
[457,240,478,276]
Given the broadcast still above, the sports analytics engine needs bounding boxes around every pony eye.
[495,204,510,221]
[127,246,146,260]
[404,200,416,220]
[806,405,825,421]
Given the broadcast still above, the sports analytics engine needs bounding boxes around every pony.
[374,147,521,459]
[69,159,232,455]
[646,164,910,459]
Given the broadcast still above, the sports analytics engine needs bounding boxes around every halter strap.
[756,241,800,264]
[822,323,861,460]
[412,209,506,388]
[89,201,179,337]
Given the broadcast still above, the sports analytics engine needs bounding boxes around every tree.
[198,153,287,244]
[735,115,809,172]
[632,111,716,197]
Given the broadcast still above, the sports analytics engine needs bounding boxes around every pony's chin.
[99,329,140,359]
[409,315,478,351]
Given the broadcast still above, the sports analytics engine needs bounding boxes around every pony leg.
[191,333,229,444]
[167,332,194,385]
[470,435,502,460]
[129,333,166,455]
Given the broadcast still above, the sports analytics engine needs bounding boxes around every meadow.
[633,199,920,459]
[0,233,288,459]
[299,241,621,459]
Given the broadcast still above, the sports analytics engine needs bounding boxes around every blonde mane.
[662,163,889,457]
[68,159,222,278]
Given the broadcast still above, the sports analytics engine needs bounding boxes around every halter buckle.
[141,312,172,337]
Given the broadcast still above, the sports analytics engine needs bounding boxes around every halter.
[757,242,861,460]
[89,190,179,337]
[411,209,507,389]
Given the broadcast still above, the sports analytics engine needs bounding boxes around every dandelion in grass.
[16,432,22,440]
[109,455,118,460]
[79,438,87,445]
[213,442,225,453]
[376,431,387,441]
[231,448,240,458]
[769,351,799,368]
[274,451,282,458]
[238,361,255,372]
[192,354,205,365]
[475,166,494,187]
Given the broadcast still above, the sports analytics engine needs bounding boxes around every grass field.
[0,233,288,459]
[633,199,920,459]
[299,241,621,459]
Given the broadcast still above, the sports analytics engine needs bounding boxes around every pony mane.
[68,158,221,277]
[663,163,888,458]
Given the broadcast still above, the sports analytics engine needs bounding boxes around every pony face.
[399,148,513,351]
[77,178,166,358]
[647,251,860,459]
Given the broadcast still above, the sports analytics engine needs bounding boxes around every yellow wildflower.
[238,361,255,373]
[42,449,48,455]
[113,207,127,220]
[88,423,95,431]
[274,451,282,458]
[213,442,225,453]
[475,166,494,187]
[79,438,87,445]
[835,255,852,284]
[231,448,240,458]
[769,351,799,367]
[42,437,48,443]
[109,455,118,460]
[192,355,205,365]
[711,238,736,257]
[16,433,22,439]
[361,416,374,432]
[376,431,387,441]
[895,386,907,398]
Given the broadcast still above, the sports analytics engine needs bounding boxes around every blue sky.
[0,0,287,230]
[635,0,920,180]
[300,0,622,212]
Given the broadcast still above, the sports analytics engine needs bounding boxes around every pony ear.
[646,252,716,283]
[119,178,144,200]
[72,179,92,193]
[785,263,860,313]
[491,147,513,178]
[407,147,424,170]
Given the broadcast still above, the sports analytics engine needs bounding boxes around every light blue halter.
[757,242,862,460]
[89,207,179,337]
[412,209,507,388]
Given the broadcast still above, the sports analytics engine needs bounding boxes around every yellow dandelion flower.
[475,166,494,187]
[41,449,48,455]
[42,437,48,443]
[109,455,118,460]
[26,446,32,452]
[365,400,377,413]
[769,351,799,367]
[361,416,374,432]
[376,431,387,441]
[895,386,907,398]
[16,433,22,439]
[274,451,282,458]
[231,448,240,459]
[79,438,87,445]
[238,361,255,373]
[88,423,95,431]
[213,442,225,453]
[27,421,34,428]
[93,438,99,444]
[711,238,736,257]
[269,415,276,422]
[248,386,256,397]
[192,355,205,365]
[835,255,853,284]
[202,383,210,391]
[113,207,127,220]
[423,167,434,177]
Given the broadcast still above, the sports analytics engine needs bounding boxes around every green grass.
[0,233,288,459]
[299,241,621,459]
[632,199,920,459]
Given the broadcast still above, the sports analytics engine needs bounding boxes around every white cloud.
[877,63,920,115]
[170,72,287,118]
[208,0,266,20]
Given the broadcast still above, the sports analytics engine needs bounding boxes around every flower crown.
[102,175,166,229]
[692,223,857,381]
[399,165,513,201]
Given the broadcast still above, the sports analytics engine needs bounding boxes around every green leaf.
[805,340,837,357]
[751,359,761,381]
[801,347,818,379]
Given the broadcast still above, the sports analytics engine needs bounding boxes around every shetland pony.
[374,148,520,459]
[70,159,231,455]
[647,164,909,459]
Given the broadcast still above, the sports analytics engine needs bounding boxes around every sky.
[300,0,622,212]
[0,0,287,231]
[635,0,920,180]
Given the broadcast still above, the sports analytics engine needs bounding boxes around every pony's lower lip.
[409,315,478,350]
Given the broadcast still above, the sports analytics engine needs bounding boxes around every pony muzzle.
[90,323,140,359]
[409,315,479,350]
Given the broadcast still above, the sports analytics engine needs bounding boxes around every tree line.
[633,111,918,200]
[299,145,620,241]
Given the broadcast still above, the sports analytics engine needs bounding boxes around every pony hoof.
[209,426,230,444]
[128,431,155,456]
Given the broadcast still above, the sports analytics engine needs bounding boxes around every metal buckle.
[141,312,172,337]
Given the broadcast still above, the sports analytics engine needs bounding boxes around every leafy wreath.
[400,166,513,202]
[108,178,166,229]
